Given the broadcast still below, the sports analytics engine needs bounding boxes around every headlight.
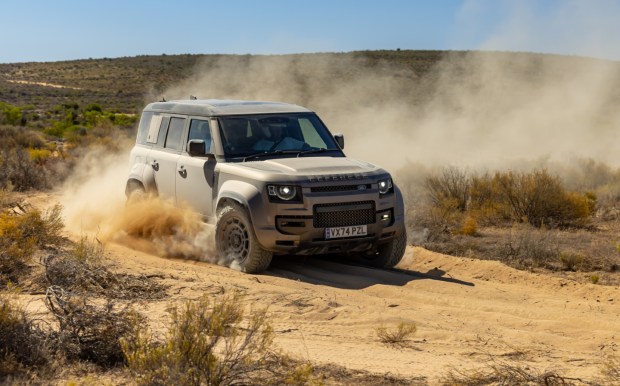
[267,185,301,202]
[378,178,393,195]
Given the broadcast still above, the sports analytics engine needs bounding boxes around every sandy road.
[105,241,620,383]
[21,189,620,382]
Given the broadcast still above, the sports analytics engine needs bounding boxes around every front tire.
[361,232,407,269]
[216,202,272,273]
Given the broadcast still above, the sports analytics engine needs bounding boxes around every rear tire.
[361,232,407,269]
[216,201,272,273]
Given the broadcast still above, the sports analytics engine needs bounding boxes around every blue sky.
[1,0,619,63]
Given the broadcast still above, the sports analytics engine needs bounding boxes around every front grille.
[311,184,372,193]
[313,201,376,228]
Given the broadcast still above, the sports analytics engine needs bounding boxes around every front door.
[175,118,216,220]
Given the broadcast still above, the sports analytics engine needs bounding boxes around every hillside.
[2,50,618,114]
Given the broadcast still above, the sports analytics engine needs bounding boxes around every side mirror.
[188,139,206,156]
[334,133,345,149]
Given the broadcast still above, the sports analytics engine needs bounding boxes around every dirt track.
[104,240,620,383]
[20,190,619,383]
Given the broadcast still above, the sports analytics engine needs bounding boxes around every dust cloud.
[158,52,620,176]
[59,149,220,265]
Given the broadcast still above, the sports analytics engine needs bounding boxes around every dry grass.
[1,202,65,288]
[122,291,286,385]
[0,294,53,378]
[408,165,620,281]
[42,235,167,300]
[45,286,143,367]
[375,321,417,346]
[442,361,579,385]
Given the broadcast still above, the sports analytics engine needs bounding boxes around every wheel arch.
[215,180,263,222]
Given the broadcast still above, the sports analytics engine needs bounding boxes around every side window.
[136,111,154,145]
[146,113,163,144]
[164,117,186,151]
[187,119,212,153]
[156,117,170,148]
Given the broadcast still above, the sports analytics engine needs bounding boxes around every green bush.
[0,102,23,126]
[110,113,138,128]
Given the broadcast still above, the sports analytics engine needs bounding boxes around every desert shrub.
[21,204,65,249]
[414,199,463,242]
[1,204,64,287]
[502,224,560,269]
[469,173,511,224]
[424,166,470,212]
[0,215,36,286]
[492,169,593,227]
[43,235,166,300]
[422,168,593,230]
[457,216,478,236]
[45,286,143,367]
[0,102,23,126]
[0,295,51,377]
[0,126,57,191]
[122,292,281,386]
[559,251,584,271]
[442,361,571,385]
[375,321,417,346]
[42,124,66,139]
[27,147,53,165]
[110,113,138,128]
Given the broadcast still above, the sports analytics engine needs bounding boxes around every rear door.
[147,116,186,199]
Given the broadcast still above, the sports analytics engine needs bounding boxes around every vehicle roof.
[144,99,313,116]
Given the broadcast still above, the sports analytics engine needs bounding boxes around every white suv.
[126,99,407,273]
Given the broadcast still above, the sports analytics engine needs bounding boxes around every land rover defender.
[126,99,406,273]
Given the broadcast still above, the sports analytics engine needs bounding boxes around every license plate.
[325,225,367,239]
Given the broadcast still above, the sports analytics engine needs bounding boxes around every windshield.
[218,113,342,159]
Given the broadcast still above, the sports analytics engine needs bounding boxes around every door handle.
[177,165,187,178]
[151,161,159,171]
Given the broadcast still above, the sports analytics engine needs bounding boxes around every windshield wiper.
[297,148,333,157]
[243,150,300,162]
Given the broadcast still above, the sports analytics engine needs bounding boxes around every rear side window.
[188,119,212,152]
[164,117,186,151]
[136,112,158,145]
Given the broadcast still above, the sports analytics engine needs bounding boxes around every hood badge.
[308,173,366,182]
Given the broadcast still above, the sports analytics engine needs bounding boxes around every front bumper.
[252,182,406,255]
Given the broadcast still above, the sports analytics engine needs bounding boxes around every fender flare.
[126,162,157,196]
[216,180,264,225]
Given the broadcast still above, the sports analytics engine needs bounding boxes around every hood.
[223,156,387,180]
